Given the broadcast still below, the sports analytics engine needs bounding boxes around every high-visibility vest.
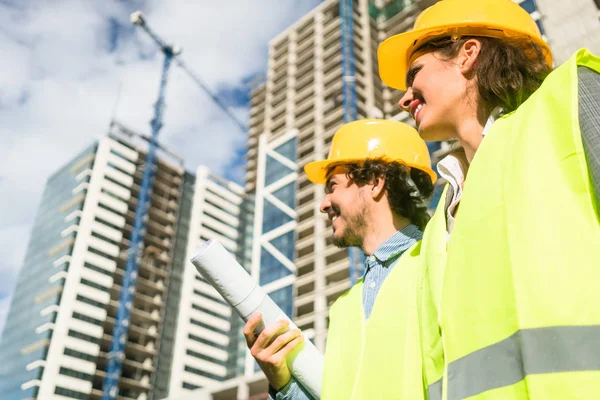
[322,242,425,400]
[417,185,449,400]
[441,48,600,400]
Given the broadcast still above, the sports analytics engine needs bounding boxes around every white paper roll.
[190,239,324,398]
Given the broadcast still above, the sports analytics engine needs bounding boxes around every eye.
[326,182,337,194]
[406,65,423,88]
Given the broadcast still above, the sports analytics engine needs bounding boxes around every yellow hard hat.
[304,119,437,184]
[378,0,553,90]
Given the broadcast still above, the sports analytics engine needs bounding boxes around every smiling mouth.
[414,103,423,122]
[410,101,423,122]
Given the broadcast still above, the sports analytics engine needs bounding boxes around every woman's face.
[398,44,478,142]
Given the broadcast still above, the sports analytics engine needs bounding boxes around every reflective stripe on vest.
[441,49,600,400]
[322,242,425,400]
[428,379,442,400]
[447,325,600,400]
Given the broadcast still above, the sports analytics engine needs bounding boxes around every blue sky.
[0,0,321,334]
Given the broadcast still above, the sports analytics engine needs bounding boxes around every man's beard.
[333,206,368,248]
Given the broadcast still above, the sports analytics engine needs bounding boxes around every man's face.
[319,166,370,248]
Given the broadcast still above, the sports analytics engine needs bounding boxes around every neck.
[361,213,411,256]
[455,116,486,164]
[453,97,490,164]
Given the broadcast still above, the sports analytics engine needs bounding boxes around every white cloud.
[0,0,320,334]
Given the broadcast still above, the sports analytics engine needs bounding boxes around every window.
[110,148,131,162]
[182,382,201,390]
[104,174,130,190]
[94,216,121,231]
[191,303,228,321]
[189,318,228,335]
[72,311,103,326]
[184,365,223,381]
[64,347,96,362]
[88,246,114,261]
[76,294,106,309]
[204,198,233,216]
[91,231,121,247]
[59,366,93,381]
[67,329,100,345]
[259,248,293,286]
[107,162,131,176]
[80,277,111,293]
[187,333,227,350]
[55,386,88,400]
[519,0,537,14]
[83,261,113,277]
[192,287,227,305]
[101,187,127,203]
[186,348,226,365]
[98,202,125,217]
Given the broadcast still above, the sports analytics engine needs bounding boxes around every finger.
[268,335,304,364]
[253,319,290,351]
[266,329,302,354]
[243,313,263,347]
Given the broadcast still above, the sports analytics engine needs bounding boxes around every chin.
[418,124,455,142]
[332,230,343,242]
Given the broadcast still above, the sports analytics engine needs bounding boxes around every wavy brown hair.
[342,159,434,231]
[416,36,552,115]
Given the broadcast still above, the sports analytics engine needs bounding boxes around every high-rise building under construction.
[0,128,188,399]
[0,127,250,400]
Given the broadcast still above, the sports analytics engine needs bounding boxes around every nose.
[319,193,331,214]
[398,88,413,112]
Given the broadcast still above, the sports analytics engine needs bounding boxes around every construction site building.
[165,166,247,397]
[0,129,188,399]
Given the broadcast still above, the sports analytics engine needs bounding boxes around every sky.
[0,0,321,335]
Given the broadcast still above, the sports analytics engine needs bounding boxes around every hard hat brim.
[304,158,438,185]
[378,27,433,91]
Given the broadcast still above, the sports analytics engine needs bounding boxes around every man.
[243,119,437,399]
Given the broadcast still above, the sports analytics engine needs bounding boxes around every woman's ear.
[456,39,482,76]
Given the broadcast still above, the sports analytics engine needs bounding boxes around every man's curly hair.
[343,158,434,231]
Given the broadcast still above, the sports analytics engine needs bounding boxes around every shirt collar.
[437,106,505,187]
[370,224,422,264]
[482,106,504,136]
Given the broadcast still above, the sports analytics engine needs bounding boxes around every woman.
[378,0,600,399]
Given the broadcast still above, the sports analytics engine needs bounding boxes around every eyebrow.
[405,63,423,88]
[324,176,336,194]
[324,179,332,194]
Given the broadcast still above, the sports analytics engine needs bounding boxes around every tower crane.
[101,11,245,399]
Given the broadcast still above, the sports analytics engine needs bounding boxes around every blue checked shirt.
[270,225,423,400]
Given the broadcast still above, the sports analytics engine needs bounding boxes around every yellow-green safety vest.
[440,48,600,399]
[322,242,425,400]
[417,185,449,400]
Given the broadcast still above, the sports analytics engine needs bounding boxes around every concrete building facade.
[0,130,187,400]
[166,166,246,396]
[535,0,600,64]
[0,126,254,400]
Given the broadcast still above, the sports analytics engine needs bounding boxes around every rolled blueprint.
[190,239,324,398]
